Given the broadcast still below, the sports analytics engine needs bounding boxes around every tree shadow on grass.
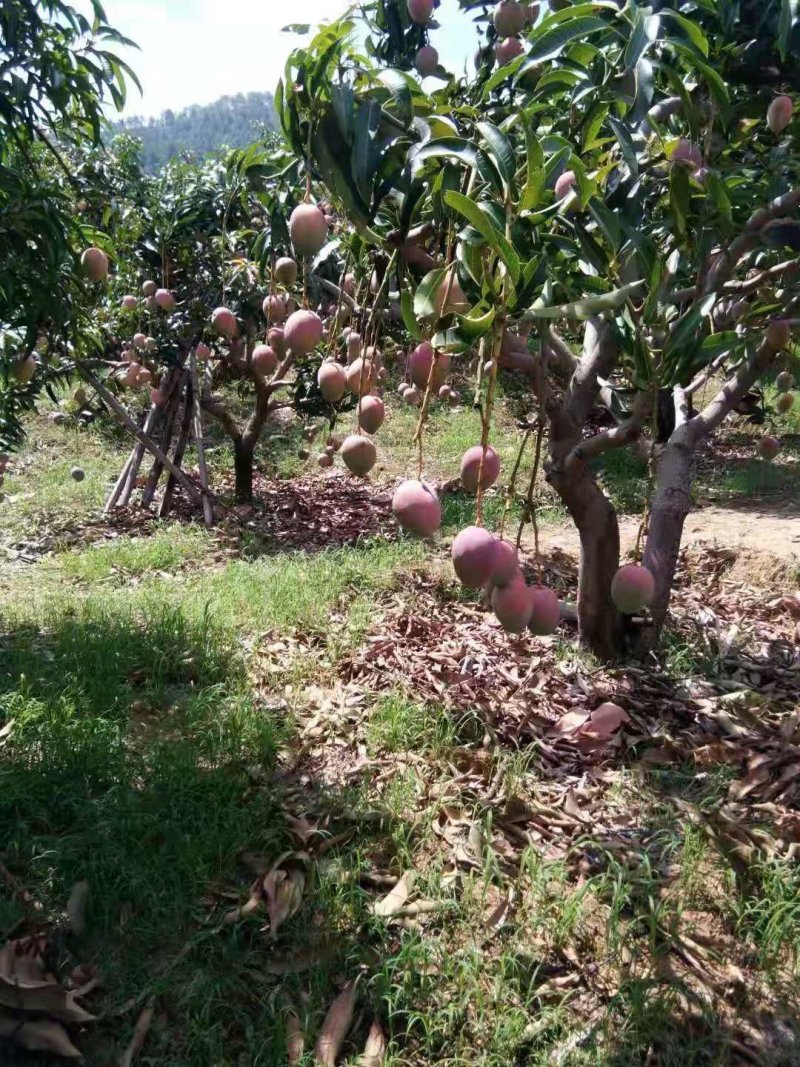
[0,609,418,1065]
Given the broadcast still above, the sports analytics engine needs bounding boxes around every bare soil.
[537,506,800,565]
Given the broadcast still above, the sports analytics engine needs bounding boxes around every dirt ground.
[538,505,800,564]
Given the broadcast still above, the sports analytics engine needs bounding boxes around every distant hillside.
[114,92,279,170]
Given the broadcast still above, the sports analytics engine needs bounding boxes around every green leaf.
[660,10,709,56]
[443,190,521,283]
[778,0,798,61]
[414,266,448,319]
[521,114,545,211]
[662,292,716,369]
[351,100,381,206]
[527,280,645,319]
[582,102,609,150]
[412,138,504,196]
[456,303,496,340]
[401,289,424,340]
[624,9,659,70]
[527,18,611,62]
[476,122,517,194]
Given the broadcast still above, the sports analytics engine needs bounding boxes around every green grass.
[1,417,122,543]
[366,692,456,755]
[53,523,216,581]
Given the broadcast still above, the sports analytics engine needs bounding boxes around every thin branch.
[703,189,800,295]
[688,322,789,442]
[563,412,644,475]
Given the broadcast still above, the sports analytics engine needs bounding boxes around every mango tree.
[282,0,799,659]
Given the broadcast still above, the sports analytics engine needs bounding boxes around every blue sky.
[86,0,478,118]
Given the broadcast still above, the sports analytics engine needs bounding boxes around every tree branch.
[703,190,800,295]
[567,318,619,426]
[563,392,649,474]
[688,322,790,442]
[200,394,242,442]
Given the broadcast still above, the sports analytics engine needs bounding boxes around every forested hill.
[113,92,279,170]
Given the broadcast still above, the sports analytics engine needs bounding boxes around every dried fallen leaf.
[579,702,629,741]
[314,978,359,1067]
[264,865,306,939]
[221,880,263,926]
[0,1013,83,1059]
[0,943,95,1024]
[373,872,414,918]
[555,709,590,735]
[360,1018,387,1066]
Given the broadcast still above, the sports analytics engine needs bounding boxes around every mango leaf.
[414,266,448,319]
[351,100,382,207]
[582,102,609,150]
[527,280,645,319]
[660,9,709,55]
[412,138,503,196]
[527,17,611,62]
[778,0,799,61]
[401,289,424,339]
[521,113,545,210]
[662,292,717,373]
[443,190,521,283]
[456,303,497,340]
[315,980,359,1067]
[624,9,660,69]
[476,122,517,193]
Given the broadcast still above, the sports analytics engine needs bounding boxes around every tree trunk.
[548,465,622,660]
[640,434,693,647]
[234,438,255,504]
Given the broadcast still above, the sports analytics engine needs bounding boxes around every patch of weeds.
[0,598,238,716]
[735,858,800,967]
[52,524,215,582]
[366,692,456,755]
[644,762,738,810]
[660,628,715,677]
[195,539,426,637]
[1,417,122,542]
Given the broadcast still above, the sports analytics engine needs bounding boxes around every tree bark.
[641,433,693,644]
[548,463,623,660]
[233,438,255,504]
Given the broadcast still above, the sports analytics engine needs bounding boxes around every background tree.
[0,0,139,449]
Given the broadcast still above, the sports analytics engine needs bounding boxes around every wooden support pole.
[106,399,161,514]
[118,366,181,507]
[158,382,194,519]
[188,351,214,527]
[142,373,184,507]
[80,369,212,509]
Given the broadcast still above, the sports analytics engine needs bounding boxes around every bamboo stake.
[109,399,160,511]
[117,366,181,506]
[158,382,194,518]
[188,352,214,527]
[80,370,211,508]
[141,372,185,506]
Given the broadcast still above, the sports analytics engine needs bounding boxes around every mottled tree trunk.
[549,465,623,660]
[641,435,693,647]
